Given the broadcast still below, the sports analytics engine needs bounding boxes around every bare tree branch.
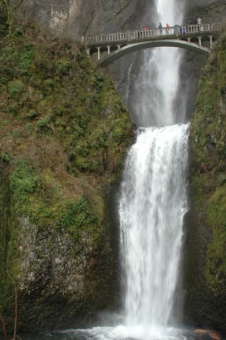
[0,313,8,340]
[6,272,17,340]
[13,0,24,11]
[2,0,24,35]
[2,0,9,6]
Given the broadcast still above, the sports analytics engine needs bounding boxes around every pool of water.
[19,325,224,340]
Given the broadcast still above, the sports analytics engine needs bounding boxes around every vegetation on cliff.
[186,29,226,329]
[0,20,133,333]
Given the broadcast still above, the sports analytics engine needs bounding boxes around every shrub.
[10,160,40,202]
[27,109,38,120]
[18,44,34,75]
[113,126,124,143]
[57,198,98,239]
[43,78,55,91]
[36,116,50,131]
[9,103,20,115]
[8,80,24,98]
[1,153,10,162]
[55,57,72,76]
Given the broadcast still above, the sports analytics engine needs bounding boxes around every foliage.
[17,44,34,75]
[0,21,132,331]
[57,198,99,240]
[205,185,226,294]
[0,168,16,328]
[0,0,8,38]
[1,0,24,36]
[1,153,10,162]
[10,159,40,202]
[55,57,72,76]
[7,79,24,98]
[36,116,51,132]
[190,31,226,295]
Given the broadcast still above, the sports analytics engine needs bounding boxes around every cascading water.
[119,125,189,332]
[132,0,186,127]
[118,0,190,336]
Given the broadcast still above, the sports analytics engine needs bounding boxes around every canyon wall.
[184,30,226,331]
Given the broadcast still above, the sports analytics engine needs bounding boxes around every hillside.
[0,22,133,332]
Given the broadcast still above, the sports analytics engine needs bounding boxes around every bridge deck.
[83,23,222,47]
[81,23,223,66]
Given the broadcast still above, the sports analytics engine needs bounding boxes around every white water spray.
[119,124,189,330]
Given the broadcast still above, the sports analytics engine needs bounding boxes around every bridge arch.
[98,39,210,67]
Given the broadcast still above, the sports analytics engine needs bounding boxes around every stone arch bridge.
[81,23,223,66]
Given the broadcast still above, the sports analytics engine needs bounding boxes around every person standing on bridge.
[137,24,141,38]
[166,23,170,34]
[197,17,202,31]
[159,22,163,35]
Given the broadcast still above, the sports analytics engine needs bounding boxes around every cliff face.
[184,30,226,331]
[18,0,151,36]
[181,2,226,331]
[179,1,226,122]
[0,21,133,332]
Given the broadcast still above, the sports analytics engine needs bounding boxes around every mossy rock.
[0,22,133,333]
[184,29,226,331]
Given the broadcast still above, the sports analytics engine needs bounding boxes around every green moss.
[204,186,226,294]
[55,57,72,76]
[36,115,51,132]
[1,153,10,162]
[189,30,226,299]
[207,185,226,225]
[57,198,100,242]
[8,79,24,98]
[0,21,133,331]
[0,164,17,326]
[17,44,35,76]
[10,159,40,203]
[0,0,8,38]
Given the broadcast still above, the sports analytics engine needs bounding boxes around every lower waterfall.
[119,124,189,331]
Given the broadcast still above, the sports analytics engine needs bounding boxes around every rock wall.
[183,30,226,331]
[185,0,226,24]
[179,1,226,121]
[18,0,151,36]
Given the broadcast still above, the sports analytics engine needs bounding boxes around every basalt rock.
[184,29,226,331]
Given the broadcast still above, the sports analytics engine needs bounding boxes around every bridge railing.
[83,23,223,46]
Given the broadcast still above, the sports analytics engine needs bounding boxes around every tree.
[2,0,24,35]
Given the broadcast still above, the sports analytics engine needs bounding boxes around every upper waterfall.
[131,0,186,127]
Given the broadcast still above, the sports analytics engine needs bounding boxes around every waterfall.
[132,0,186,127]
[119,124,189,330]
[118,0,189,335]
